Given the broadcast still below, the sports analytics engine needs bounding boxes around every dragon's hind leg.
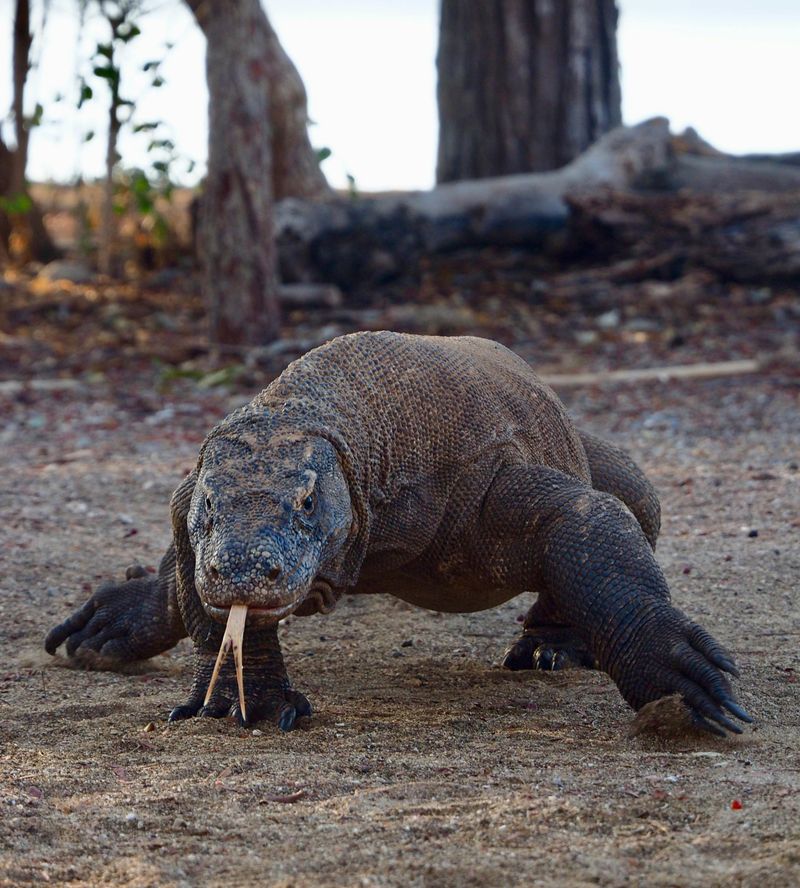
[578,430,661,550]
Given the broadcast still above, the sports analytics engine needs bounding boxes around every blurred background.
[0,0,798,378]
[2,0,799,191]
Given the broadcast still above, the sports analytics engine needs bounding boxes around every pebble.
[596,309,621,329]
[125,812,139,825]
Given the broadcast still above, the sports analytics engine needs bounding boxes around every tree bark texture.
[262,14,330,200]
[11,0,31,198]
[275,120,800,290]
[187,0,280,346]
[98,87,121,276]
[0,0,59,264]
[436,0,621,182]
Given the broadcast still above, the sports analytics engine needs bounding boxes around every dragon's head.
[188,424,353,626]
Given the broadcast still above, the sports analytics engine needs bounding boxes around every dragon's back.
[258,331,589,485]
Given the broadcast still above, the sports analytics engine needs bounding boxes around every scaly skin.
[46,332,751,736]
[45,546,185,667]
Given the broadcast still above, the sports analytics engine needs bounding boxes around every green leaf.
[157,364,205,385]
[117,23,141,42]
[132,174,151,196]
[135,194,154,214]
[316,146,332,162]
[78,82,93,108]
[113,202,126,216]
[27,103,44,128]
[142,60,159,72]
[93,65,118,81]
[152,215,169,243]
[96,43,113,59]
[151,76,165,88]
[83,130,95,142]
[197,365,245,389]
[0,193,33,215]
[133,122,158,133]
[147,138,175,152]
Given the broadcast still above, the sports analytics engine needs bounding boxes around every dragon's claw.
[502,628,596,672]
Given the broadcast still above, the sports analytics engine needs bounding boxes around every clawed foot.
[615,610,752,737]
[168,653,311,731]
[44,565,181,669]
[502,627,597,672]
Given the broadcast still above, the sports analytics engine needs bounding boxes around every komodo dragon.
[46,331,751,735]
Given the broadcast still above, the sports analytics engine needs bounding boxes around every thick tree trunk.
[436,0,621,183]
[262,16,330,200]
[187,0,280,346]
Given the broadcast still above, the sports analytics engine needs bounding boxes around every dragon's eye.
[204,494,213,511]
[302,494,315,514]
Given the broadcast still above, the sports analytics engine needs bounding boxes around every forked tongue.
[204,604,248,722]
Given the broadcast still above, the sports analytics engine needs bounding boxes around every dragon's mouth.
[204,600,297,625]
[202,583,338,721]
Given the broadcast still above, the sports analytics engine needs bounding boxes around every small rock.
[143,722,156,733]
[37,260,94,284]
[747,529,759,538]
[596,309,621,329]
[401,639,414,648]
[575,330,599,345]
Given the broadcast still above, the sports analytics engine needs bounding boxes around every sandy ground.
[1,359,799,887]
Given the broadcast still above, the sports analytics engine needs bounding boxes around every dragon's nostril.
[267,565,282,583]
[207,562,220,581]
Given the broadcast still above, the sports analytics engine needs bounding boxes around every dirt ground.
[1,267,799,886]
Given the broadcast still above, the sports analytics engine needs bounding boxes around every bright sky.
[1,0,798,191]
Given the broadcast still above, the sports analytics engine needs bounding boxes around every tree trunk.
[262,16,330,200]
[275,119,800,290]
[98,95,121,276]
[10,0,31,198]
[187,0,280,346]
[436,0,621,183]
[0,0,59,264]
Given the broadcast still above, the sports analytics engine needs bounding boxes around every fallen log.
[566,190,800,283]
[275,118,800,289]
